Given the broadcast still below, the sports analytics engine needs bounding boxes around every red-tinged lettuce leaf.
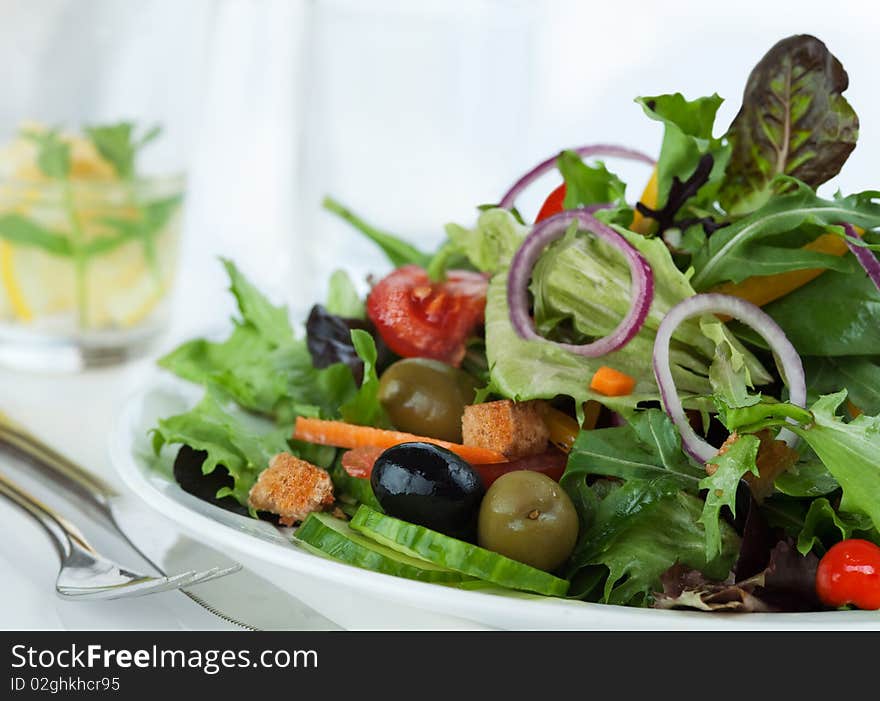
[654,540,822,612]
[719,35,858,215]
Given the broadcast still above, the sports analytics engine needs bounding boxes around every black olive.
[370,442,484,540]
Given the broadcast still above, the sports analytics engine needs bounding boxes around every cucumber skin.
[295,513,469,584]
[350,506,570,597]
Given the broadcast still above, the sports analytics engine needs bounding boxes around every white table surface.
[0,354,250,630]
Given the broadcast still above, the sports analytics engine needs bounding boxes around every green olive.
[478,471,579,572]
[377,358,478,442]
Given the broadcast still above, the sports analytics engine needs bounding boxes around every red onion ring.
[507,208,654,357]
[499,144,656,210]
[652,293,806,464]
[844,223,880,293]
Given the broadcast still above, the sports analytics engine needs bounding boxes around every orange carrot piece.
[590,366,636,397]
[293,417,507,464]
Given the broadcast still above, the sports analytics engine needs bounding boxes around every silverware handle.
[0,471,89,559]
[0,411,117,509]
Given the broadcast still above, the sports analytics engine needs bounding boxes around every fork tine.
[182,563,243,588]
[56,570,201,601]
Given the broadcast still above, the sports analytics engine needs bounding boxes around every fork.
[0,470,238,600]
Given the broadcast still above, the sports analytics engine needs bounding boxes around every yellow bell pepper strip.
[630,167,659,234]
[711,229,859,309]
[544,402,602,454]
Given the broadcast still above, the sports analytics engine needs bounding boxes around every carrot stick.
[590,366,636,397]
[293,417,507,464]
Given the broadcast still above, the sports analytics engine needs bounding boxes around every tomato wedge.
[340,446,385,478]
[473,450,567,488]
[536,183,567,222]
[366,265,487,366]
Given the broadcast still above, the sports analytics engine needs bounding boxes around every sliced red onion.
[507,208,654,356]
[499,144,655,210]
[652,293,806,464]
[844,223,880,293]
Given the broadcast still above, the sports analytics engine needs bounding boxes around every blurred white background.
[0,0,877,336]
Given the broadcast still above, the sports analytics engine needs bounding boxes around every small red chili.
[816,539,880,611]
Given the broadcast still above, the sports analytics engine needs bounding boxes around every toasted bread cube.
[461,399,550,460]
[248,452,334,526]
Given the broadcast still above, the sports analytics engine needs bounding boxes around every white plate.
[110,376,880,630]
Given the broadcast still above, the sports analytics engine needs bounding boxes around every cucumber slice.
[349,506,570,597]
[294,512,470,584]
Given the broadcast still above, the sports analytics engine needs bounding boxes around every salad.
[151,35,880,614]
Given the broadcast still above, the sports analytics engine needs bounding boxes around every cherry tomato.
[816,539,880,610]
[472,450,567,489]
[366,265,487,366]
[535,183,567,222]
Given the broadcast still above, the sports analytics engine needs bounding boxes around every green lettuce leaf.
[558,150,627,209]
[151,392,291,506]
[773,457,839,498]
[325,269,365,319]
[796,497,875,556]
[430,208,527,279]
[159,260,358,421]
[791,391,880,529]
[698,434,760,560]
[485,221,770,414]
[719,35,858,215]
[339,329,388,427]
[634,93,729,232]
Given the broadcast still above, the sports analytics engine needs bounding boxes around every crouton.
[247,452,334,526]
[461,399,550,460]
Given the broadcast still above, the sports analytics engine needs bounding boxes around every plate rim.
[109,374,880,630]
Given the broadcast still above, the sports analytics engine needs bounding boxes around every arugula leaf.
[690,187,880,290]
[796,497,875,556]
[803,355,880,414]
[557,150,627,208]
[634,93,730,232]
[325,269,365,319]
[790,391,880,529]
[151,392,290,506]
[773,458,839,497]
[21,128,71,179]
[566,478,739,605]
[339,330,388,427]
[322,196,431,269]
[430,208,527,279]
[0,214,73,256]
[719,35,858,215]
[744,254,880,356]
[563,410,704,491]
[85,122,161,179]
[698,434,760,560]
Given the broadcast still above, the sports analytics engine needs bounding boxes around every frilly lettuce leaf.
[151,392,293,506]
